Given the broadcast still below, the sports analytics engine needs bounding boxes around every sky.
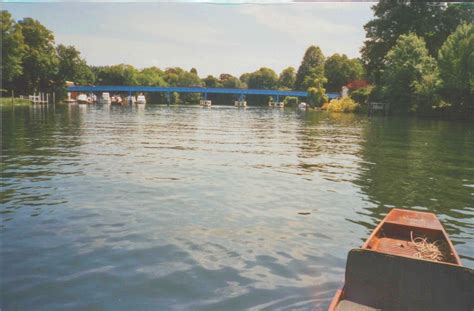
[4,2,374,77]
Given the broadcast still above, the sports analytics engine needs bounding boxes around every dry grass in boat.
[409,231,448,262]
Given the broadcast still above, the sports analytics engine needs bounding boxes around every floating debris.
[298,212,311,215]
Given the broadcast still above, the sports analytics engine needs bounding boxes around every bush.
[350,86,373,106]
[326,97,359,113]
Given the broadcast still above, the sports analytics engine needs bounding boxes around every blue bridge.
[67,85,339,102]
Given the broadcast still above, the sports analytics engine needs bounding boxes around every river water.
[1,104,473,310]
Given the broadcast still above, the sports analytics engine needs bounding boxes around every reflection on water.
[1,104,473,310]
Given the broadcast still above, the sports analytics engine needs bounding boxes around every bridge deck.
[67,85,339,99]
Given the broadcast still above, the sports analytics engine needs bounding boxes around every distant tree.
[239,72,251,87]
[136,67,167,86]
[203,75,222,88]
[278,67,296,89]
[190,67,198,75]
[247,67,278,89]
[295,45,326,90]
[56,44,94,85]
[361,1,473,83]
[1,10,25,89]
[381,33,441,114]
[307,80,328,107]
[325,54,364,92]
[94,64,138,85]
[14,17,58,93]
[219,74,243,89]
[438,23,474,112]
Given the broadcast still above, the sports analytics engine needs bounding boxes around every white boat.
[298,102,307,109]
[99,93,111,105]
[136,94,146,105]
[77,93,88,104]
[276,102,285,108]
[200,100,211,107]
[127,95,137,104]
[268,102,274,107]
[88,94,97,104]
[111,95,123,105]
[234,101,247,107]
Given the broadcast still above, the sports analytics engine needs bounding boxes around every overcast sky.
[5,2,374,77]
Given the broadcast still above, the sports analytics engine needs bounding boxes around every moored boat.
[111,95,123,105]
[298,102,307,109]
[77,93,88,104]
[136,94,146,105]
[99,92,111,105]
[328,208,474,311]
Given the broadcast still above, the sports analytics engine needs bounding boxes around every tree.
[247,67,278,90]
[219,73,243,89]
[278,67,296,89]
[56,44,94,85]
[1,10,25,89]
[381,33,441,114]
[15,17,58,93]
[361,2,473,83]
[190,67,198,75]
[136,67,166,86]
[325,54,364,92]
[295,45,325,90]
[93,64,138,85]
[203,75,222,88]
[438,23,474,112]
[239,73,251,87]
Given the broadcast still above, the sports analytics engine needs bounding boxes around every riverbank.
[0,97,31,106]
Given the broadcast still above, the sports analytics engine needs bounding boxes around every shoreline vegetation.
[0,97,31,106]
[1,2,473,117]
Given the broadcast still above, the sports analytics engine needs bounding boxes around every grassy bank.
[0,97,32,106]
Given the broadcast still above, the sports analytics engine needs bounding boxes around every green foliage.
[307,83,328,108]
[283,96,298,106]
[326,97,359,113]
[0,97,31,106]
[1,10,25,87]
[246,67,278,89]
[93,64,138,85]
[325,54,364,92]
[278,67,296,89]
[438,23,474,112]
[350,86,373,107]
[15,17,59,93]
[361,1,473,83]
[57,44,94,85]
[295,45,326,90]
[136,67,167,86]
[381,33,441,114]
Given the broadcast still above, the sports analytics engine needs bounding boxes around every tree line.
[2,2,473,114]
[1,10,362,106]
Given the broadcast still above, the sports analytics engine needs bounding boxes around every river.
[1,104,473,310]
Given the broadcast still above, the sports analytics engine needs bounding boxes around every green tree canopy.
[202,75,222,88]
[361,2,473,83]
[1,10,25,88]
[136,67,167,86]
[295,45,326,90]
[438,23,474,112]
[219,73,244,88]
[93,64,138,85]
[325,54,364,92]
[278,67,296,90]
[247,67,278,89]
[15,17,58,92]
[381,33,441,114]
[56,44,94,85]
